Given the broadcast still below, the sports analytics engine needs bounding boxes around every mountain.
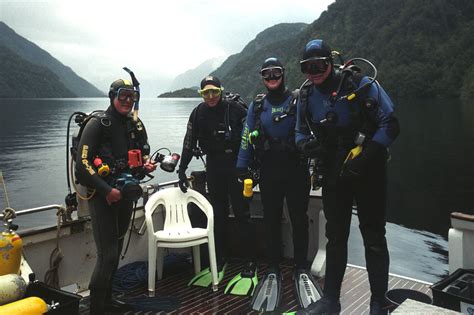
[158,88,199,98]
[0,46,75,98]
[213,0,474,100]
[168,57,225,91]
[0,22,103,97]
[212,23,308,98]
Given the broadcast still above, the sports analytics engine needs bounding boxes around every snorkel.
[122,67,140,122]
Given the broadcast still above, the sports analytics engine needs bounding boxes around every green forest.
[213,0,474,101]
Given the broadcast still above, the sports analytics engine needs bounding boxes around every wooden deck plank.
[79,262,433,314]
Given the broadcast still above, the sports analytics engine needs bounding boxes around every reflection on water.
[387,97,474,236]
[348,217,448,283]
[0,97,473,283]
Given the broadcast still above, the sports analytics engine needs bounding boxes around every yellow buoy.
[0,296,48,314]
[0,274,27,306]
[0,231,23,276]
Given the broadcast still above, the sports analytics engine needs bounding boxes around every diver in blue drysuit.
[237,58,312,311]
[295,40,400,315]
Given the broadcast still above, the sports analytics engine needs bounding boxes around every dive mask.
[260,66,284,80]
[199,87,222,99]
[117,88,140,102]
[300,57,330,74]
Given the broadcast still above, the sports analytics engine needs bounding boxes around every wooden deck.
[79,260,432,314]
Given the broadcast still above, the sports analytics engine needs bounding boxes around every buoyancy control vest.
[249,90,299,153]
[72,108,150,186]
[192,95,247,155]
[299,69,380,149]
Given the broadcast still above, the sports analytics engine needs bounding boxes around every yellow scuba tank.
[0,230,23,276]
[0,274,27,305]
[0,296,48,314]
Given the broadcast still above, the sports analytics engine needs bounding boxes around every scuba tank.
[0,296,49,314]
[0,274,27,305]
[0,209,22,276]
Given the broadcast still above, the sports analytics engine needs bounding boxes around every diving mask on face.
[300,57,331,74]
[260,66,284,80]
[116,88,140,102]
[199,87,222,99]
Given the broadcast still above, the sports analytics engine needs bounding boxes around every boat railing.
[0,179,182,220]
[0,179,184,236]
[0,204,64,220]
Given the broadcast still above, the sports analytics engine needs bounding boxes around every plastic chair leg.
[148,240,157,297]
[157,247,164,280]
[207,236,219,290]
[192,245,201,274]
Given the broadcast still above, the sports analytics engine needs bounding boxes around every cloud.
[0,0,334,95]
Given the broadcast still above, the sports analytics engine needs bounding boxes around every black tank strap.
[286,89,299,116]
[253,93,266,133]
[299,81,314,136]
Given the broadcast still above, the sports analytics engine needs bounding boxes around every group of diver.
[74,38,399,315]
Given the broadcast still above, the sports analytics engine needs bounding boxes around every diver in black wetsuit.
[295,39,400,315]
[177,75,253,285]
[75,79,156,315]
[237,58,317,312]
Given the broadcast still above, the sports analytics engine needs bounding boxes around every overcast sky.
[1,0,334,95]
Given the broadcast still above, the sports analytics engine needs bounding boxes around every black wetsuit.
[295,71,400,305]
[179,98,252,263]
[75,105,150,314]
[237,87,311,269]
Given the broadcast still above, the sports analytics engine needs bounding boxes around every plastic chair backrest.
[145,187,213,233]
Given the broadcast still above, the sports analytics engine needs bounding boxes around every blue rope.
[112,253,191,294]
[112,261,148,293]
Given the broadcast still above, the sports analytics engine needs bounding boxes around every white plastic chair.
[145,187,219,296]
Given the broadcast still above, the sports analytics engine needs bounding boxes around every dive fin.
[224,262,258,296]
[188,263,227,287]
[293,269,323,309]
[250,268,282,312]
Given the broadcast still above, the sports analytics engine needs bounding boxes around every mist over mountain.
[0,22,103,98]
[162,23,308,98]
[168,57,226,91]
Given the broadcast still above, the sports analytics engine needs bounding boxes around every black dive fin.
[293,269,323,309]
[250,269,282,312]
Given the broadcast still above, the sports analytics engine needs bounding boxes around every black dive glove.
[297,138,325,158]
[177,168,189,193]
[341,140,386,179]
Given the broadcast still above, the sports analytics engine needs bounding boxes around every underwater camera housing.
[113,173,143,201]
[153,151,180,173]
